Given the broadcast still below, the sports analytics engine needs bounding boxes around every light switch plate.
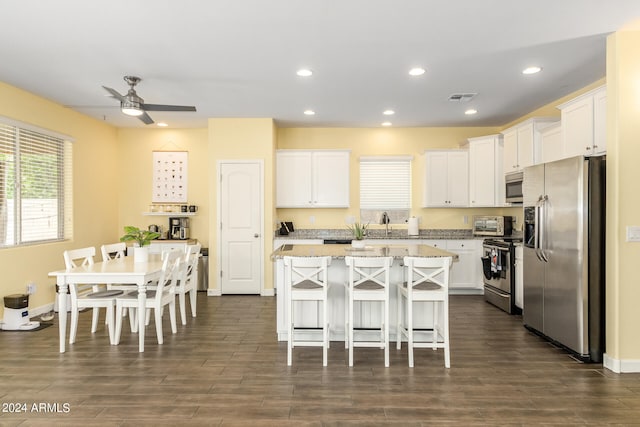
[626,226,640,242]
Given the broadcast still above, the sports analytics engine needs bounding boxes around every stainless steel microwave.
[505,171,523,204]
[473,215,513,237]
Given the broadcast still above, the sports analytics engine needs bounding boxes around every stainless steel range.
[481,237,522,315]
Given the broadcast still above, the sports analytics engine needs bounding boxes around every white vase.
[133,246,149,263]
[351,239,366,249]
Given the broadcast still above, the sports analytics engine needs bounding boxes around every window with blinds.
[359,156,412,223]
[0,119,73,247]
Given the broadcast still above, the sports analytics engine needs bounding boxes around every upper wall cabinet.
[423,150,468,207]
[558,85,606,157]
[501,117,559,173]
[468,135,504,207]
[276,150,350,208]
[539,122,563,164]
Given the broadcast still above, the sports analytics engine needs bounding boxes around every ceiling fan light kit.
[103,75,196,124]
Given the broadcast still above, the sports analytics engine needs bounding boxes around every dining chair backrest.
[345,256,393,291]
[403,256,452,295]
[184,243,202,279]
[101,242,127,262]
[155,250,182,302]
[283,255,331,291]
[64,247,96,269]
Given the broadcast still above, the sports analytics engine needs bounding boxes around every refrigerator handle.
[539,195,549,263]
[534,196,544,262]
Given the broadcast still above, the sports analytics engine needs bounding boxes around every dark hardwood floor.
[1,294,639,426]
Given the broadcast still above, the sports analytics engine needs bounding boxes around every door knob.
[254,233,260,238]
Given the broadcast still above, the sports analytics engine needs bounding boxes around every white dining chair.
[114,250,181,345]
[100,242,137,324]
[174,243,201,325]
[283,255,332,366]
[63,247,125,345]
[397,256,452,368]
[345,256,393,367]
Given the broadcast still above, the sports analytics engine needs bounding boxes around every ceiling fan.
[102,76,196,124]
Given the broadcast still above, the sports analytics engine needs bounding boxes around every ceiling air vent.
[448,93,477,102]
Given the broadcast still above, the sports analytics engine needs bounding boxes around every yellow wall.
[0,82,119,311]
[276,126,522,231]
[208,118,276,292]
[116,128,209,246]
[605,29,640,367]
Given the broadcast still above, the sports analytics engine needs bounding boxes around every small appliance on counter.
[169,217,190,240]
[472,215,513,237]
[278,221,294,236]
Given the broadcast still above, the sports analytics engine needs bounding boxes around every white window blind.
[0,119,73,247]
[359,157,411,222]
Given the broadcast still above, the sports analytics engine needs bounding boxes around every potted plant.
[120,226,160,262]
[347,222,368,249]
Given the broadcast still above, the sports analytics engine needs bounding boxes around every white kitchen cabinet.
[539,122,563,164]
[467,135,503,207]
[514,244,523,310]
[502,117,559,172]
[276,150,350,208]
[445,239,483,293]
[558,85,606,157]
[422,239,483,293]
[148,239,195,254]
[423,150,468,207]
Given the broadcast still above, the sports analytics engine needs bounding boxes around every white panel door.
[220,162,263,294]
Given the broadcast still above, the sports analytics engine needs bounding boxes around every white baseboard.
[603,353,640,373]
[30,303,54,317]
[206,289,221,296]
[261,289,275,297]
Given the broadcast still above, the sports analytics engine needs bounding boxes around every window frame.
[359,155,412,224]
[0,116,73,248]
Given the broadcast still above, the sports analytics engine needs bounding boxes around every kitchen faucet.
[381,211,390,236]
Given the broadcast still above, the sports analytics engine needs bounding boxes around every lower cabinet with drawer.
[422,239,483,293]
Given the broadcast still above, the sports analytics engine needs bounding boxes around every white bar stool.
[396,256,452,368]
[345,256,393,367]
[283,255,332,366]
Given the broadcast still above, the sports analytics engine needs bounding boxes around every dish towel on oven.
[490,249,502,273]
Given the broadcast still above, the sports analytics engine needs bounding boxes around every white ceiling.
[1,0,640,129]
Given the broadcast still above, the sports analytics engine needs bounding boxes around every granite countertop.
[274,228,479,240]
[271,243,458,261]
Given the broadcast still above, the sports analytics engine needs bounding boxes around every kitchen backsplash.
[275,228,474,240]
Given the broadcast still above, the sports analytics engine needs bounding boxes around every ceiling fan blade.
[142,103,197,112]
[102,86,126,102]
[138,112,154,125]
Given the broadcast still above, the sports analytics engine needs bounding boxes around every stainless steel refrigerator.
[522,155,605,362]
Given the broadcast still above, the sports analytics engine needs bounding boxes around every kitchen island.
[271,243,457,342]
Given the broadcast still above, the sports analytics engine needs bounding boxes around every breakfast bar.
[271,243,457,341]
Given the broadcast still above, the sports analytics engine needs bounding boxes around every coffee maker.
[169,217,190,240]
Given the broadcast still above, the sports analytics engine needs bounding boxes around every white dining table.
[49,254,165,353]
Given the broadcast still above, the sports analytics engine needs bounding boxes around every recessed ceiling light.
[304,110,315,115]
[383,110,395,115]
[465,109,478,115]
[522,66,542,75]
[408,67,426,76]
[157,122,168,127]
[296,68,313,77]
[381,121,392,127]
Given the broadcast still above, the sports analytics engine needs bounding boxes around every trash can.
[197,248,209,291]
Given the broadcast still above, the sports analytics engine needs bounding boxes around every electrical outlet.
[27,282,37,294]
[309,215,316,225]
[626,226,640,242]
